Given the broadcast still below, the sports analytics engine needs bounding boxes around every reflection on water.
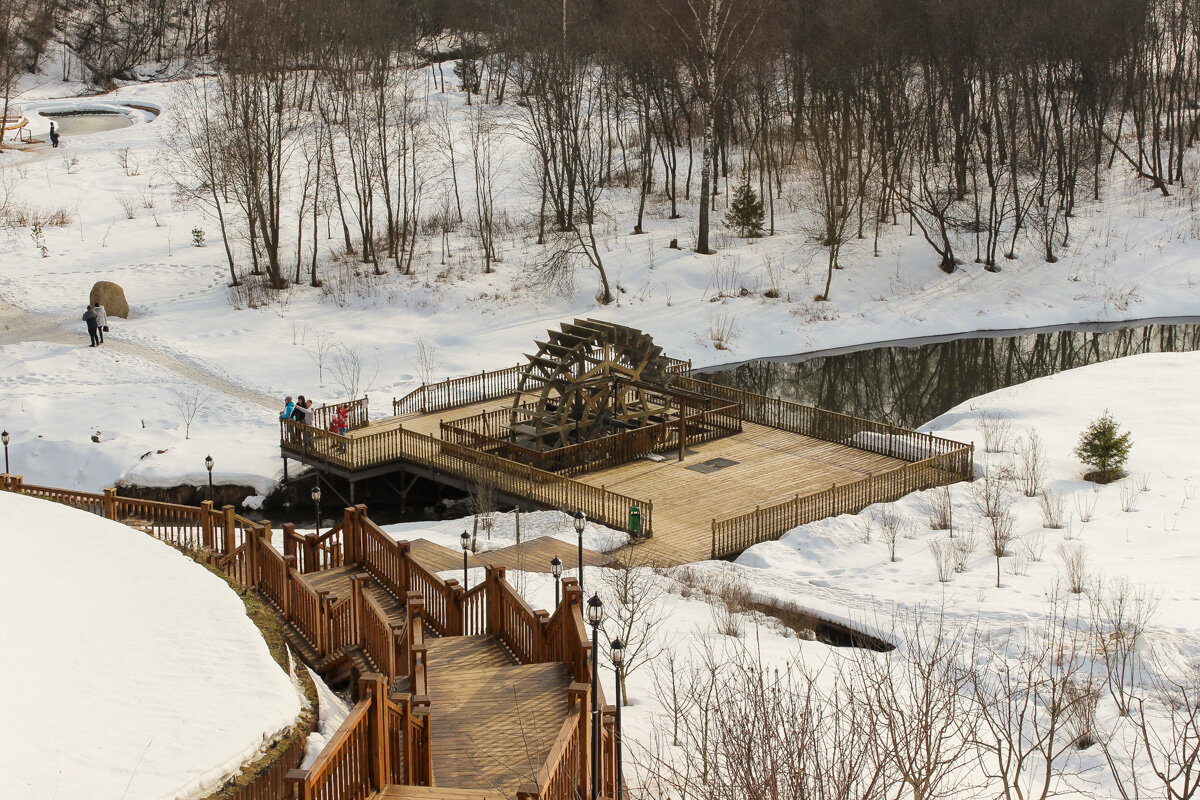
[699,322,1200,429]
[43,112,132,135]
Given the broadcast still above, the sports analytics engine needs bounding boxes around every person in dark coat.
[49,120,59,148]
[82,305,99,346]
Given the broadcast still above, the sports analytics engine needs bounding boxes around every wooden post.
[678,397,686,462]
[200,500,214,549]
[103,487,117,520]
[397,540,411,594]
[303,533,319,574]
[283,522,297,563]
[445,579,465,636]
[361,672,390,789]
[316,591,331,657]
[351,573,369,648]
[343,506,358,564]
[283,556,297,621]
[284,769,312,800]
[570,682,591,799]
[222,505,236,555]
[354,504,368,566]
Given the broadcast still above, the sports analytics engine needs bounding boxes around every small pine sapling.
[192,227,206,247]
[724,182,764,238]
[1073,411,1132,483]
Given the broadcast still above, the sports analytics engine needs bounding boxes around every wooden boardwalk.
[579,421,904,563]
[425,636,570,794]
[284,364,972,564]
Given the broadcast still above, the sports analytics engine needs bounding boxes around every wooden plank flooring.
[474,536,614,573]
[299,564,406,626]
[575,421,906,564]
[372,787,508,800]
[342,394,911,566]
[425,636,569,795]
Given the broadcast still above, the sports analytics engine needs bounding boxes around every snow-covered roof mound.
[0,491,302,800]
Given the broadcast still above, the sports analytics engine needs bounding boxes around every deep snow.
[0,491,304,800]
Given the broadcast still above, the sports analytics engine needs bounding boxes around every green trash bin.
[628,505,641,537]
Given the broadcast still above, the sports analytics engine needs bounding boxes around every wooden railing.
[0,475,317,800]
[391,356,692,418]
[392,364,529,416]
[1,476,617,800]
[282,420,654,538]
[674,376,966,462]
[710,445,974,557]
[310,396,371,432]
[441,400,743,477]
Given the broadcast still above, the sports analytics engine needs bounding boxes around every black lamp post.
[460,529,471,587]
[610,637,625,800]
[586,593,604,800]
[574,511,587,589]
[204,454,214,502]
[2,430,9,474]
[550,555,563,607]
[311,484,322,538]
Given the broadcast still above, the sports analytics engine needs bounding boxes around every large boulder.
[89,281,129,318]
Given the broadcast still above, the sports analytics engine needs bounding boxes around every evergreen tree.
[1073,411,1132,483]
[724,182,764,238]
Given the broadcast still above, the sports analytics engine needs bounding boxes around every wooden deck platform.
[284,373,971,564]
[579,421,905,563]
[425,635,570,795]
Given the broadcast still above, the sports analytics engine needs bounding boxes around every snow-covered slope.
[0,491,303,800]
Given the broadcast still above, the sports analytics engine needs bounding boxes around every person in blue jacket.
[280,396,295,420]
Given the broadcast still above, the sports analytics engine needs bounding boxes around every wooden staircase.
[424,636,571,795]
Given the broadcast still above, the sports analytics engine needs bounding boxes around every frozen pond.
[42,111,133,136]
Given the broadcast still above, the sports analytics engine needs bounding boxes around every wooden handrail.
[1,476,618,800]
[709,444,975,557]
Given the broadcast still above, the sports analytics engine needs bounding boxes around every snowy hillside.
[0,491,304,800]
[0,73,1197,495]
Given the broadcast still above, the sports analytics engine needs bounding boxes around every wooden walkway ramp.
[425,636,570,794]
[0,480,618,800]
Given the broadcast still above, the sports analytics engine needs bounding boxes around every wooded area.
[6,0,1195,301]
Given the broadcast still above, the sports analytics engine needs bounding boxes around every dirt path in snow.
[0,294,278,410]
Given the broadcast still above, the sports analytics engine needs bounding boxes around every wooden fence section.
[674,376,967,463]
[0,475,315,800]
[441,400,743,477]
[391,357,692,418]
[710,446,974,557]
[311,397,371,433]
[281,420,654,539]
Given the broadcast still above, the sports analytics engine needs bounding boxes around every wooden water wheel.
[510,319,673,450]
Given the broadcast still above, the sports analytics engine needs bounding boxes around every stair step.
[372,785,508,800]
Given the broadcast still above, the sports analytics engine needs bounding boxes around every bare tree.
[970,587,1094,800]
[466,105,502,273]
[329,343,380,402]
[854,607,978,800]
[601,559,668,704]
[172,387,211,440]
[1090,577,1158,716]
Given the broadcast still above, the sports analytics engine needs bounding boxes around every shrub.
[724,182,764,238]
[1073,411,1132,483]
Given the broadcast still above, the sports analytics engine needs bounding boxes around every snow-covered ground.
[0,69,1197,496]
[0,490,304,800]
[479,351,1199,798]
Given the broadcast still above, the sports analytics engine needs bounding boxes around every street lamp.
[1,430,9,474]
[550,555,563,607]
[204,454,214,502]
[586,593,604,800]
[311,484,322,538]
[574,511,587,589]
[610,637,626,800]
[460,529,472,587]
